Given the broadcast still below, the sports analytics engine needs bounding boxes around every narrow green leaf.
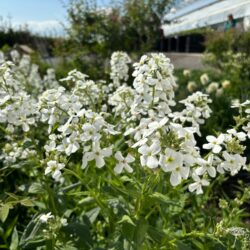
[0,204,10,223]
[134,218,148,246]
[85,207,100,223]
[10,227,19,250]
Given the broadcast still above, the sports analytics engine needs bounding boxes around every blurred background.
[0,0,249,86]
[0,0,249,72]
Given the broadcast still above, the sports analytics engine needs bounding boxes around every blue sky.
[0,0,110,35]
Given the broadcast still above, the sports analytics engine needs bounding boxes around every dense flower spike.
[131,53,176,117]
[110,51,131,87]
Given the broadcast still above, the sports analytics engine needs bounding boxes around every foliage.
[204,30,250,85]
[65,0,170,54]
[0,50,249,250]
[54,0,171,79]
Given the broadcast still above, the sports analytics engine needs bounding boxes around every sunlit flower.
[188,173,210,194]
[40,212,54,223]
[114,151,135,174]
[203,134,224,154]
[45,160,65,181]
[138,140,161,168]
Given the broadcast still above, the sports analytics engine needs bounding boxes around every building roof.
[162,0,250,37]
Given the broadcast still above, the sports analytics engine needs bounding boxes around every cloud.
[13,20,66,36]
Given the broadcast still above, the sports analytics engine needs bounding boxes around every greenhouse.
[162,0,250,36]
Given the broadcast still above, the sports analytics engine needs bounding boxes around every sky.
[0,0,111,36]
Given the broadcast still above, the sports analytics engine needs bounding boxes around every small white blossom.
[40,212,54,223]
[114,151,135,174]
[188,173,210,194]
[138,140,161,169]
[160,149,189,186]
[45,160,65,181]
[203,134,224,154]
[195,155,216,177]
[82,142,112,168]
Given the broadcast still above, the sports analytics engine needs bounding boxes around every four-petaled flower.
[203,134,224,153]
[188,173,210,194]
[82,142,112,168]
[138,140,161,168]
[45,160,65,181]
[114,151,135,174]
[160,149,189,186]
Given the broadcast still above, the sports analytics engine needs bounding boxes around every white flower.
[82,142,112,168]
[138,140,161,168]
[187,81,197,92]
[206,82,219,94]
[200,73,209,85]
[114,151,135,174]
[160,148,181,171]
[65,132,80,155]
[188,173,210,194]
[160,149,189,186]
[231,99,240,108]
[183,69,191,77]
[195,155,216,177]
[242,122,250,138]
[60,218,68,226]
[45,160,65,181]
[80,123,100,142]
[222,80,230,89]
[226,129,246,141]
[110,52,131,87]
[40,212,54,223]
[216,88,223,97]
[44,140,57,152]
[219,151,246,175]
[203,134,224,154]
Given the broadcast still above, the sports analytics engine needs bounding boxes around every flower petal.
[170,172,181,186]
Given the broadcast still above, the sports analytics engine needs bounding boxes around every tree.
[55,0,171,79]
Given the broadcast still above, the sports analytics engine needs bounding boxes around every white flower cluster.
[8,50,59,94]
[131,53,176,117]
[110,51,131,87]
[108,85,135,119]
[39,77,119,180]
[0,51,249,195]
[0,140,36,166]
[171,91,212,133]
[0,63,37,132]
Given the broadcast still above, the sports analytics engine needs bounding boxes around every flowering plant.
[0,51,249,249]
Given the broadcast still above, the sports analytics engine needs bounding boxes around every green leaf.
[61,222,92,248]
[134,218,148,246]
[20,199,34,207]
[147,226,166,243]
[10,227,19,250]
[0,204,10,223]
[175,240,194,250]
[28,183,44,194]
[118,215,136,226]
[85,207,100,223]
[4,216,18,240]
[149,192,178,205]
[19,213,42,246]
[192,239,205,249]
[6,193,19,200]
